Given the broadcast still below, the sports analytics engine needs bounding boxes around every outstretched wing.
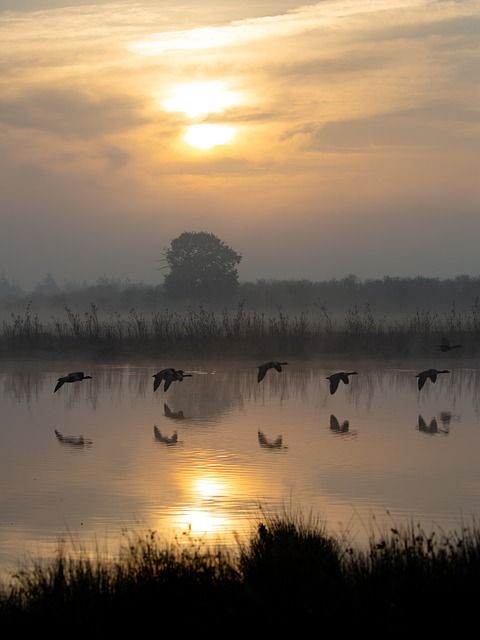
[257,365,268,383]
[153,376,162,392]
[54,379,65,393]
[328,376,340,395]
[164,378,173,392]
[417,374,426,390]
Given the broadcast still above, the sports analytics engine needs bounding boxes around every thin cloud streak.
[128,0,427,55]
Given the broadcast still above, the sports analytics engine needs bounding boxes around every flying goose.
[416,368,450,390]
[153,368,177,392]
[164,369,192,392]
[257,361,288,383]
[153,369,192,392]
[54,371,92,393]
[326,371,358,395]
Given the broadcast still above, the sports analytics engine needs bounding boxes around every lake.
[1,359,479,576]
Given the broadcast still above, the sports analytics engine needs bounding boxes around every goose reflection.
[416,415,449,435]
[164,403,185,420]
[439,412,451,429]
[153,425,179,445]
[438,411,461,428]
[329,414,357,437]
[54,429,92,448]
[257,430,287,449]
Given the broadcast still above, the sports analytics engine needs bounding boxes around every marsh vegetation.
[1,300,479,357]
[1,515,479,632]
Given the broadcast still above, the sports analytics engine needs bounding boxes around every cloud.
[0,87,146,136]
[128,0,427,55]
[293,102,480,152]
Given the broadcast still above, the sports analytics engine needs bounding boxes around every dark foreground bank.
[1,515,479,634]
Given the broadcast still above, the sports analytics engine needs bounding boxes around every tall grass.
[1,301,480,357]
[1,515,479,632]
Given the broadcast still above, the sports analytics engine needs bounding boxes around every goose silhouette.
[257,361,288,383]
[153,368,176,392]
[153,369,192,392]
[416,368,450,390]
[153,425,178,445]
[326,371,358,395]
[437,338,461,352]
[54,371,92,393]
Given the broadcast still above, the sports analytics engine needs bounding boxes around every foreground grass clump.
[1,517,480,633]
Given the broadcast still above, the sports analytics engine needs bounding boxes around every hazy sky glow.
[1,0,479,286]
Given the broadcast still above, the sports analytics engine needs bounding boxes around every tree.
[163,232,242,300]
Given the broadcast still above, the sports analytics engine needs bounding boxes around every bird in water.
[416,368,450,390]
[153,369,192,392]
[54,371,92,393]
[257,361,288,383]
[437,337,461,352]
[326,371,358,395]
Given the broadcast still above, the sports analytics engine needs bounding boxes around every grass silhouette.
[1,514,480,633]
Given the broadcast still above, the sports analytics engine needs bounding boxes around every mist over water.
[1,359,480,576]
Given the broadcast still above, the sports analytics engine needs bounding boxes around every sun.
[184,124,235,150]
[162,81,241,118]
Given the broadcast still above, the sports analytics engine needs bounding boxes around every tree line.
[1,231,480,314]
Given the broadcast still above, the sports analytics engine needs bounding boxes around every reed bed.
[1,301,480,357]
[1,514,479,633]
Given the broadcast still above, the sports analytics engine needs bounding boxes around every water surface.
[1,359,479,575]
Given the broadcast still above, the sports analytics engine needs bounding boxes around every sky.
[1,0,479,287]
